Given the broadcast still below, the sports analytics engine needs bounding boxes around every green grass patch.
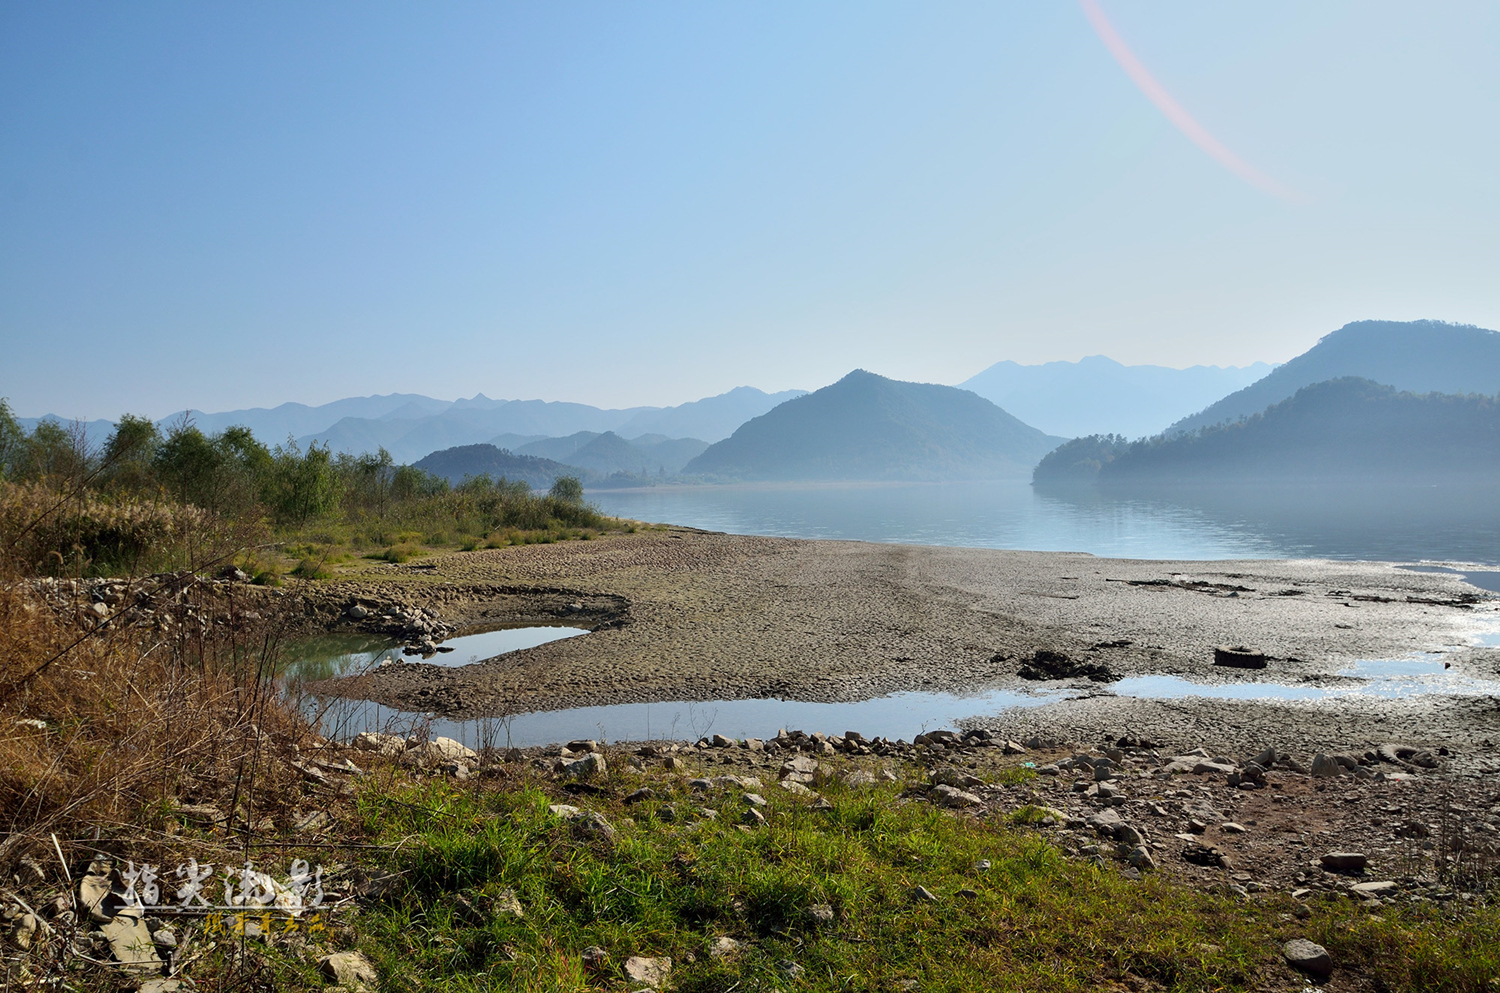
[271,767,1500,993]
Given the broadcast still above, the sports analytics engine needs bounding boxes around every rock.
[844,769,879,787]
[152,928,178,948]
[572,812,618,844]
[806,903,836,924]
[79,872,115,923]
[1192,761,1236,776]
[1002,740,1028,755]
[713,774,762,789]
[1320,852,1368,872]
[1086,808,1122,836]
[1310,753,1344,778]
[345,604,369,620]
[911,885,940,902]
[1214,645,1268,669]
[1114,823,1143,846]
[1282,938,1333,978]
[625,787,656,805]
[623,955,672,991]
[932,767,984,789]
[1092,759,1116,781]
[708,936,743,958]
[1251,746,1278,767]
[320,951,379,989]
[1350,880,1396,897]
[742,808,766,827]
[138,981,184,993]
[582,945,609,969]
[548,803,581,817]
[494,888,524,917]
[558,752,608,778]
[711,734,737,749]
[777,959,805,980]
[930,785,983,809]
[664,756,686,771]
[1127,847,1156,871]
[744,792,768,807]
[780,780,815,796]
[567,739,601,754]
[780,755,819,781]
[350,731,407,755]
[429,737,479,763]
[1221,822,1248,834]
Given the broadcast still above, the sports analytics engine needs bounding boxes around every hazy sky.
[3,2,1498,419]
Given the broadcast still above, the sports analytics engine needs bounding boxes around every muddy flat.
[307,529,1500,764]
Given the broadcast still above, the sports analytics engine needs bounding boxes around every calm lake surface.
[589,478,1500,565]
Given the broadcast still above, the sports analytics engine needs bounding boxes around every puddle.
[282,625,587,683]
[306,686,1073,751]
[1397,564,1500,594]
[1112,654,1500,705]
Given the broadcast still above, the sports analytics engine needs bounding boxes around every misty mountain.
[298,386,801,463]
[613,386,808,442]
[1169,319,1500,435]
[516,432,601,462]
[1035,378,1500,486]
[683,370,1064,481]
[566,432,709,476]
[410,445,585,489]
[960,355,1272,439]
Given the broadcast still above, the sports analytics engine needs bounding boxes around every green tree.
[267,439,341,524]
[549,475,584,503]
[0,399,24,480]
[102,414,162,493]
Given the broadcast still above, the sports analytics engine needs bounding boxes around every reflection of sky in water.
[589,479,1500,564]
[309,687,1074,750]
[283,626,586,683]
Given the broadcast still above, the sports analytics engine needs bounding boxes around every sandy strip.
[306,530,1500,756]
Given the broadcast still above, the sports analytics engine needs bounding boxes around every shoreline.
[300,529,1500,767]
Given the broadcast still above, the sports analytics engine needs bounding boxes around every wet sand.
[306,529,1500,762]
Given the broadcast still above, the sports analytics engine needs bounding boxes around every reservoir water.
[588,478,1500,565]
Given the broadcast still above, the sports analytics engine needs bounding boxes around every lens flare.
[1079,0,1307,204]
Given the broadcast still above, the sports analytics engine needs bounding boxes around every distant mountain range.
[515,431,709,476]
[961,356,1273,439]
[1035,378,1500,486]
[13,386,803,465]
[684,370,1064,481]
[1168,319,1500,435]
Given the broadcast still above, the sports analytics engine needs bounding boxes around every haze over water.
[589,479,1500,565]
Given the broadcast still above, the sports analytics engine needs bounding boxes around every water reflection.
[588,479,1500,564]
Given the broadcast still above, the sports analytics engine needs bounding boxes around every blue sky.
[2,1,1497,419]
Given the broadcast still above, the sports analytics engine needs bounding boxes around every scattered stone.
[912,885,940,903]
[806,903,836,924]
[1310,753,1344,778]
[1221,822,1248,834]
[744,792,768,807]
[1350,880,1397,897]
[931,785,983,808]
[780,780,815,797]
[711,734,737,749]
[623,955,672,991]
[742,808,766,827]
[582,945,609,969]
[1282,938,1333,978]
[932,767,984,789]
[558,752,608,778]
[1016,649,1115,682]
[547,803,581,818]
[319,951,378,989]
[777,959,805,980]
[1127,847,1157,871]
[494,888,523,917]
[1320,852,1368,872]
[708,936,743,958]
[844,769,879,787]
[571,812,618,844]
[625,788,657,805]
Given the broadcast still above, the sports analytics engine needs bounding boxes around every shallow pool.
[282,625,587,683]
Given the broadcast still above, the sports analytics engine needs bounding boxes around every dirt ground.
[296,528,1500,770]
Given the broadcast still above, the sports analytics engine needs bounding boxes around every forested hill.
[411,445,583,489]
[1035,378,1500,486]
[1169,319,1500,435]
[684,370,1063,481]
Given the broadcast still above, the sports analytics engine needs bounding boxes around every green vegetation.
[200,763,1498,992]
[0,399,619,577]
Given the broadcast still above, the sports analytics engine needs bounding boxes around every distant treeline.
[1034,378,1500,487]
[0,401,604,576]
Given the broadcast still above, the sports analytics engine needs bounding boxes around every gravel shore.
[307,529,1500,764]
